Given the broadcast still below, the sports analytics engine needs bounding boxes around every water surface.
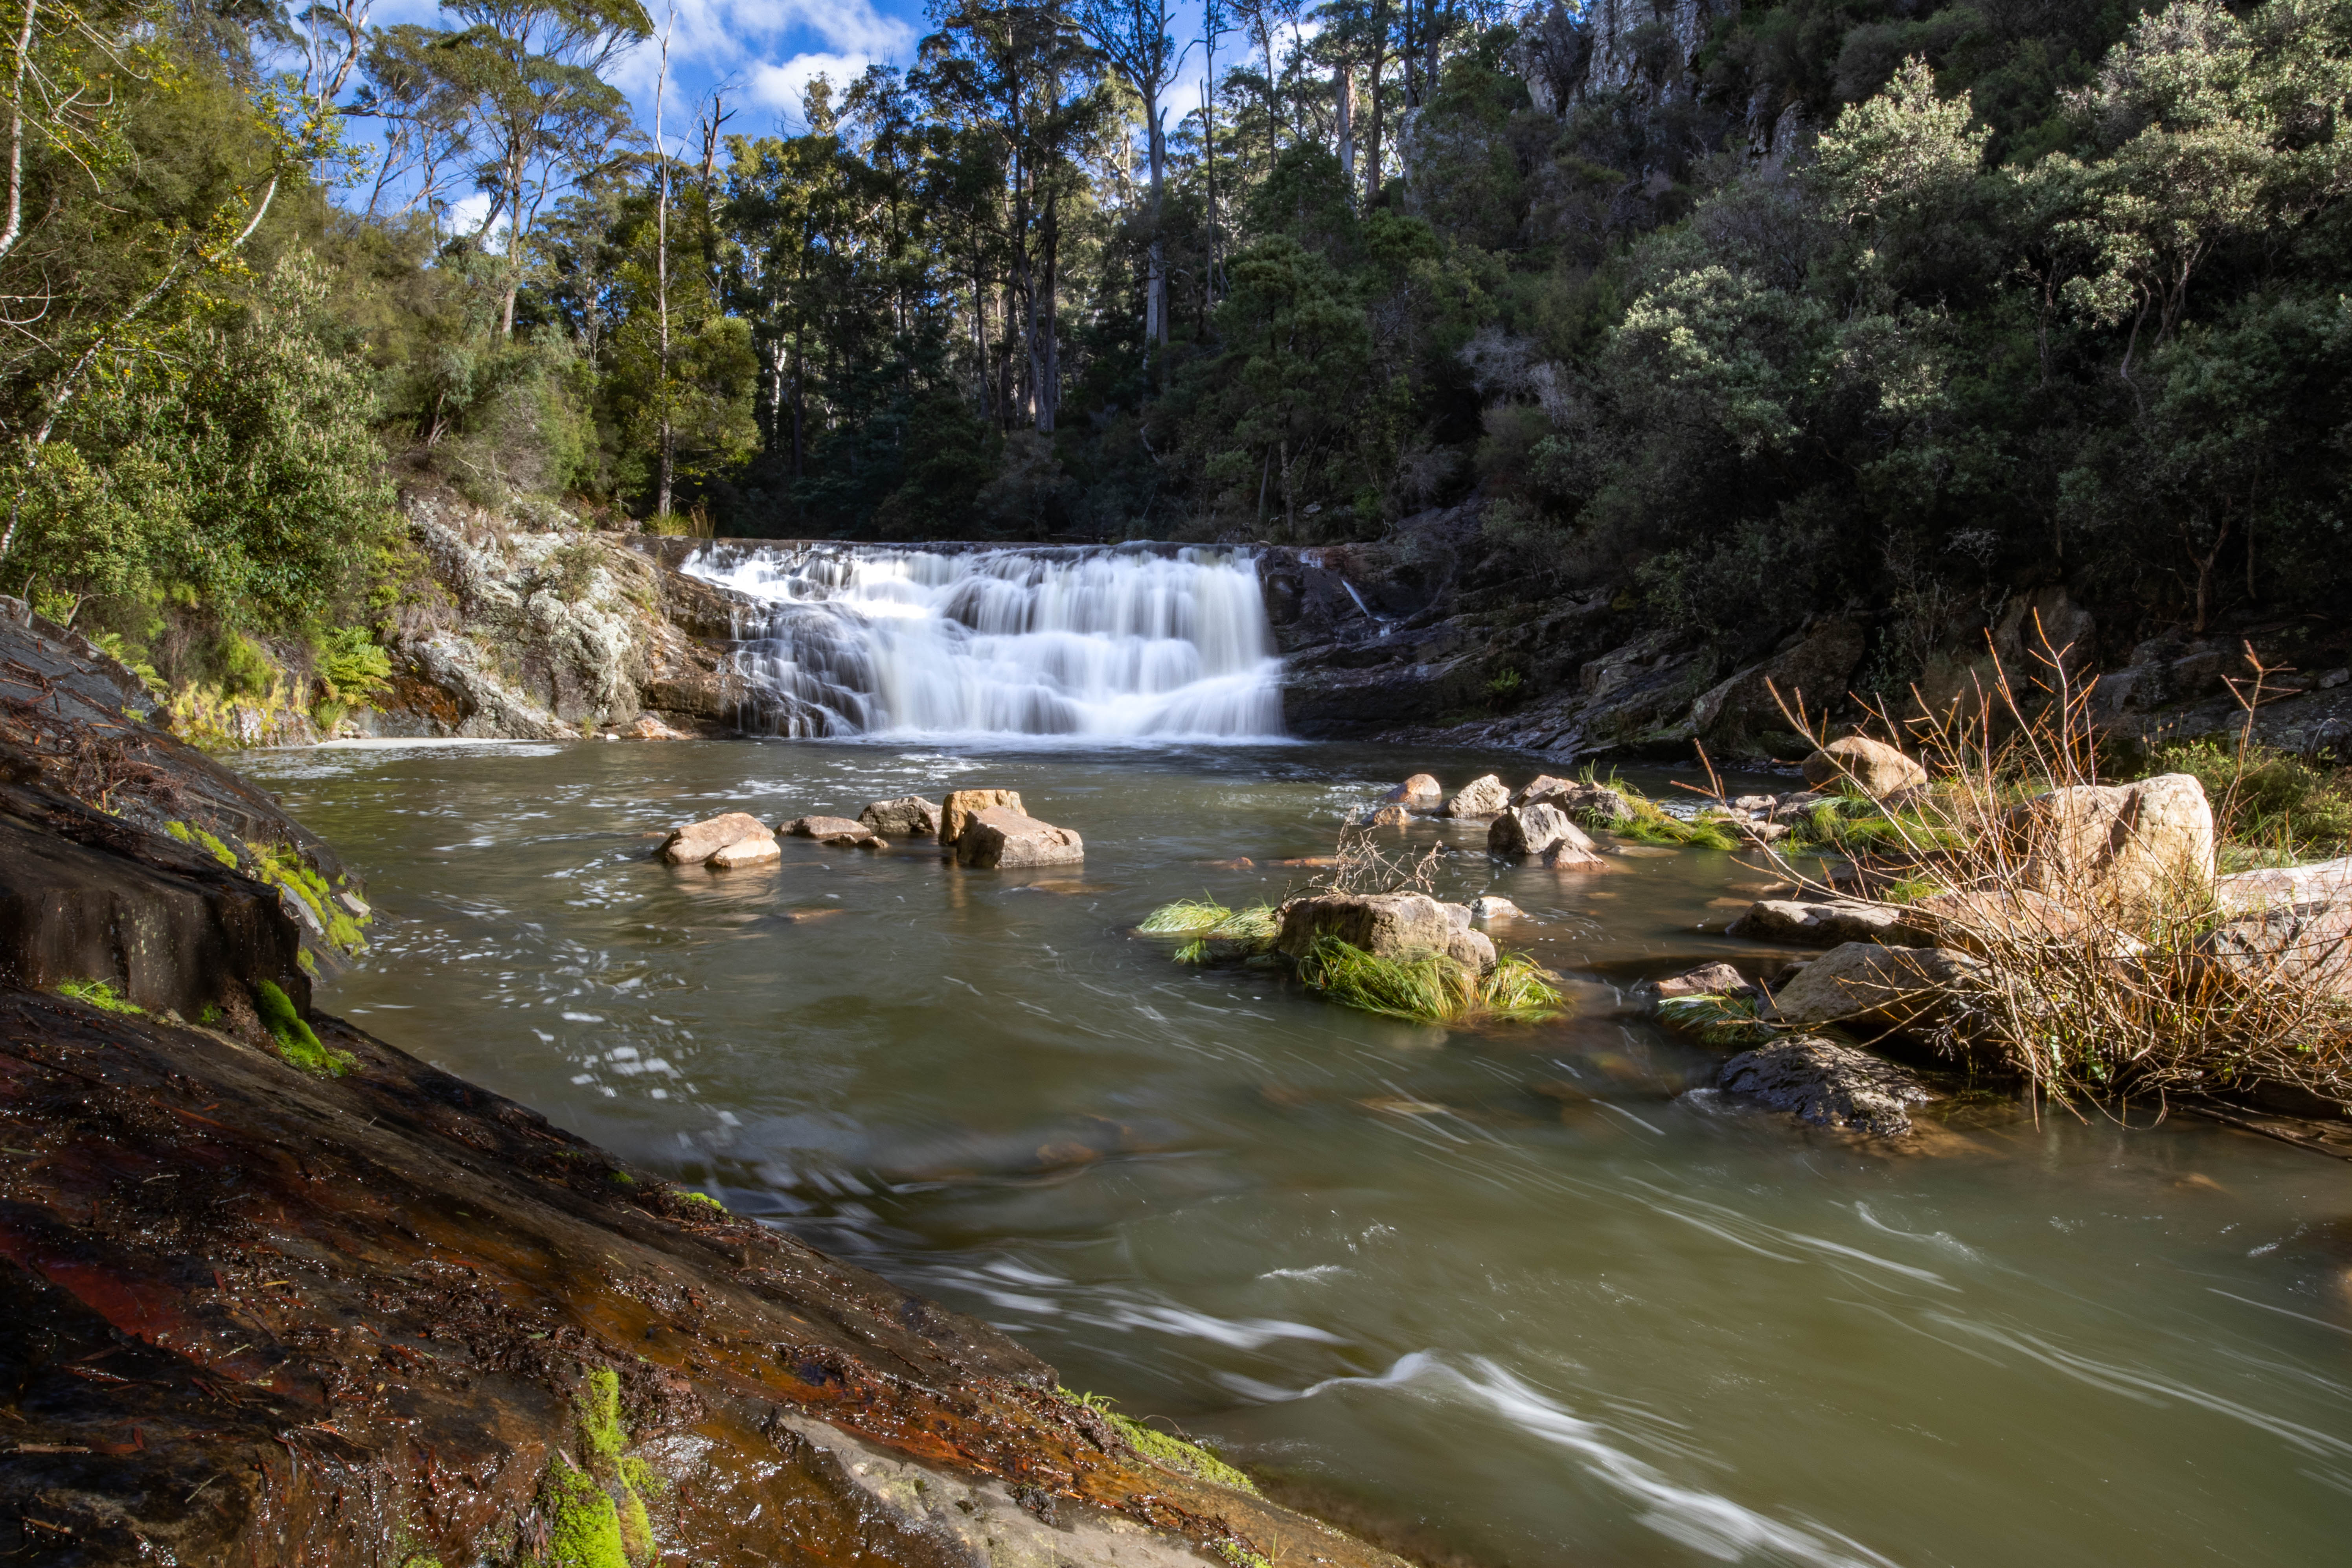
[245,739,2352,1568]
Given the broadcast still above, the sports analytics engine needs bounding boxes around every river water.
[241,738,2352,1568]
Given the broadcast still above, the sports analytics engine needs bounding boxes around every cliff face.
[372,491,753,741]
[0,581,1407,1568]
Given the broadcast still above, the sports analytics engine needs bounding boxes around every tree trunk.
[1335,61,1354,195]
[1366,0,1388,207]
[1146,101,1168,348]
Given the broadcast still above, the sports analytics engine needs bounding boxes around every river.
[240,736,2352,1568]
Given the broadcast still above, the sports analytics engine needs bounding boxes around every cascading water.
[680,543,1286,740]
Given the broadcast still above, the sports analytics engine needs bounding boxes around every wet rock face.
[0,961,1398,1568]
[1716,1037,1936,1137]
[377,492,744,740]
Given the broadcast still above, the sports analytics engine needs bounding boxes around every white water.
[679,543,1285,740]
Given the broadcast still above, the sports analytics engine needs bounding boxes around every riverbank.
[0,600,1402,1567]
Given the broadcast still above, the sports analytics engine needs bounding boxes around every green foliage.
[250,842,368,955]
[1297,937,1565,1024]
[56,978,142,1015]
[1656,993,1776,1049]
[577,1366,626,1465]
[1142,899,1279,964]
[253,978,354,1076]
[675,1189,727,1215]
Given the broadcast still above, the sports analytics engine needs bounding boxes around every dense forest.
[1,0,2349,708]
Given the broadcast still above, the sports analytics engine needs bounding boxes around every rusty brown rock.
[941,789,1025,846]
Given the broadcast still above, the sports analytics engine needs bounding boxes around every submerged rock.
[859,795,943,837]
[1358,802,1413,827]
[1469,895,1522,921]
[662,812,771,865]
[1440,774,1510,819]
[783,814,885,848]
[956,807,1084,868]
[1801,737,1927,797]
[942,788,1025,846]
[1717,1037,1936,1137]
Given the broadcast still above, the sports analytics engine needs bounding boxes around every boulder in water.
[1656,961,1749,998]
[783,815,884,849]
[1469,895,1521,922]
[1768,942,1980,1037]
[1516,777,1634,827]
[1448,926,1499,973]
[1388,774,1443,806]
[860,796,942,838]
[942,789,1025,846]
[661,812,770,866]
[1358,803,1412,828]
[1801,737,1927,797]
[708,831,781,868]
[1441,774,1510,819]
[1488,803,1600,864]
[956,807,1084,868]
[1275,892,1454,962]
[1716,1037,1935,1137]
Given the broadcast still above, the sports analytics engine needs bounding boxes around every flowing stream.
[680,542,1284,740]
[245,735,2352,1568]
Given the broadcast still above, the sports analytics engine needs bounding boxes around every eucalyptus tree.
[915,0,1110,434]
[399,0,653,338]
[1077,0,1182,349]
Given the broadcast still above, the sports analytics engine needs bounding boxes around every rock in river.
[955,807,1084,868]
[783,814,884,848]
[1440,774,1510,819]
[1717,1037,1936,1137]
[1388,773,1443,806]
[1656,961,1749,998]
[859,795,942,837]
[1801,736,1927,797]
[1489,803,1607,868]
[660,811,771,865]
[1515,776,1634,827]
[942,788,1025,846]
[2008,772,2216,912]
[708,830,781,868]
[1768,941,1981,1039]
[1276,892,1454,962]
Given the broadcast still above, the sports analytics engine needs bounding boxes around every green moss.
[607,1170,636,1187]
[1062,1390,1259,1495]
[577,1366,626,1464]
[674,1189,726,1215]
[253,979,353,1076]
[247,841,367,958]
[1296,938,1565,1024]
[57,978,142,1015]
[166,820,241,869]
[542,1456,629,1568]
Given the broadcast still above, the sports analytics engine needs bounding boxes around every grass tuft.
[1298,937,1565,1024]
[1146,900,1280,964]
[1140,899,1234,933]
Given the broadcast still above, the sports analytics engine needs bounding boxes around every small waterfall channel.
[680,542,1286,740]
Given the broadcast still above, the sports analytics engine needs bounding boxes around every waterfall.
[679,543,1286,740]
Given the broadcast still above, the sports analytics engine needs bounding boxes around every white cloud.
[750,51,881,118]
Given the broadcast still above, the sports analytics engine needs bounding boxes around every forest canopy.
[1,0,2349,694]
